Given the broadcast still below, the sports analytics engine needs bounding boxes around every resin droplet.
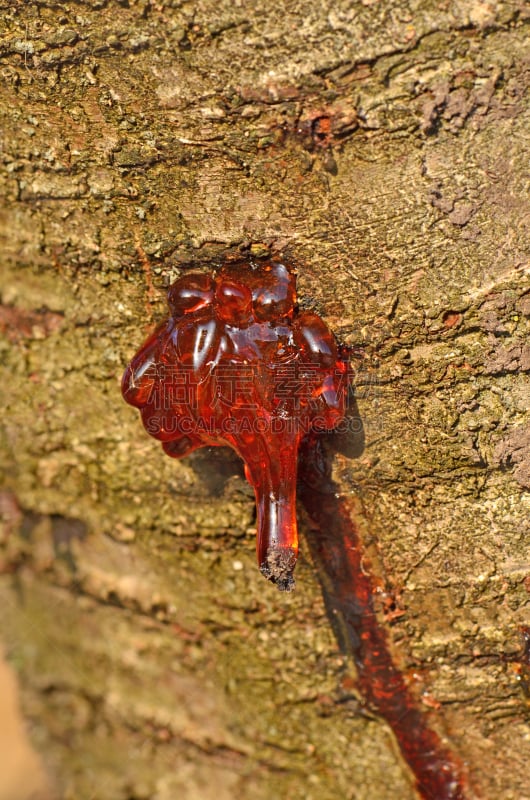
[122,258,349,590]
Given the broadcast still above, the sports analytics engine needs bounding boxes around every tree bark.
[1,2,529,799]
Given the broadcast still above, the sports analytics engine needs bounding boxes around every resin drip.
[299,437,468,800]
[122,259,349,589]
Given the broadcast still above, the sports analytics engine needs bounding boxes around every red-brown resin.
[122,260,349,590]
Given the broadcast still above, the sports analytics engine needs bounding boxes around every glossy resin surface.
[122,259,349,589]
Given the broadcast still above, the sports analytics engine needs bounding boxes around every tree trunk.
[1,2,529,799]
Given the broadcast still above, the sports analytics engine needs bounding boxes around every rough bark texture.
[0,1,529,799]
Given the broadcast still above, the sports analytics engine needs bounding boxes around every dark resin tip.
[260,546,297,592]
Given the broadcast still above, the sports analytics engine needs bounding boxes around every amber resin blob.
[122,259,349,590]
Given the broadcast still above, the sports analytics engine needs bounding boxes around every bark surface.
[0,2,529,799]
